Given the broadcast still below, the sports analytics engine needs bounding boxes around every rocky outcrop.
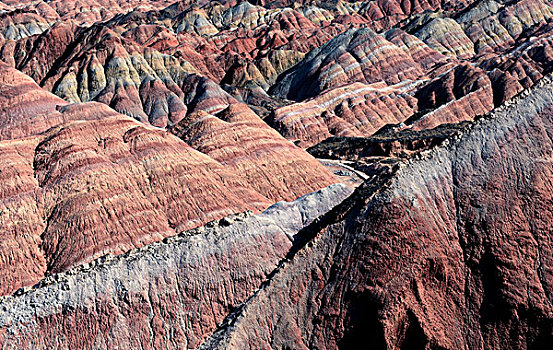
[0,184,353,349]
[271,28,425,101]
[307,122,470,161]
[0,21,77,87]
[480,19,553,105]
[4,0,515,145]
[409,64,494,130]
[0,61,70,139]
[171,102,337,202]
[264,0,553,147]
[384,28,446,70]
[0,6,338,127]
[199,74,553,350]
[267,28,498,147]
[0,111,267,296]
[0,62,338,296]
[41,25,197,127]
[458,0,553,53]
[0,4,57,40]
[36,0,180,25]
[2,1,553,349]
[258,0,476,31]
[269,82,418,147]
[0,23,194,127]
[414,17,476,58]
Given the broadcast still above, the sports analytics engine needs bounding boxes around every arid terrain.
[0,0,552,349]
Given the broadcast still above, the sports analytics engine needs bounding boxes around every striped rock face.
[8,0,550,147]
[0,183,353,349]
[271,28,427,101]
[0,62,336,296]
[200,73,553,350]
[0,0,553,349]
[270,82,419,147]
[0,0,182,25]
[263,0,553,147]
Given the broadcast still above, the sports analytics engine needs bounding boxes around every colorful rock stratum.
[0,0,552,349]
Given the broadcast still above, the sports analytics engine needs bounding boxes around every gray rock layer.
[0,184,352,350]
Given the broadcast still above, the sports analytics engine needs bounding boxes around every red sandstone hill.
[268,0,553,146]
[2,0,551,149]
[201,72,553,350]
[2,42,553,350]
[0,0,552,349]
[0,62,336,296]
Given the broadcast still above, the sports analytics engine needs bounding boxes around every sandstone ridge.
[0,184,352,349]
[199,74,553,349]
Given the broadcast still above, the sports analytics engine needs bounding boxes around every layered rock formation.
[171,102,336,202]
[270,27,426,101]
[5,68,553,350]
[0,4,57,40]
[0,62,337,296]
[409,64,494,130]
[5,0,550,149]
[1,0,553,349]
[0,184,352,349]
[269,82,418,147]
[0,0,181,25]
[199,73,553,350]
[265,0,553,147]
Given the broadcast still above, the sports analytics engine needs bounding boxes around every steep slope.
[5,0,538,151]
[0,25,339,198]
[266,0,553,147]
[410,63,494,130]
[0,2,58,40]
[270,27,425,101]
[199,75,553,349]
[2,1,553,349]
[269,81,418,147]
[171,102,336,202]
[0,0,181,25]
[0,184,352,349]
[0,63,337,296]
[0,12,338,128]
[258,0,476,31]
